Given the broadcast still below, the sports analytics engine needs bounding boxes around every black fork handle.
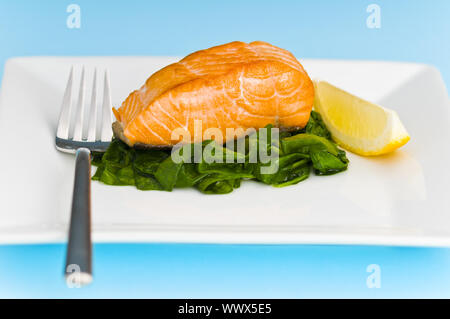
[65,147,92,287]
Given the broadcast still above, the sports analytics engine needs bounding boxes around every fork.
[56,66,112,287]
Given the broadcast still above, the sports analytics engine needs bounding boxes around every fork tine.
[56,66,74,139]
[73,66,86,141]
[86,68,97,142]
[100,69,113,142]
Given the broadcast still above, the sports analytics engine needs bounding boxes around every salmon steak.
[112,41,314,147]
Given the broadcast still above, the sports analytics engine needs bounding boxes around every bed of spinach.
[92,111,348,194]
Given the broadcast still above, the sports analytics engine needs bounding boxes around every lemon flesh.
[313,80,410,156]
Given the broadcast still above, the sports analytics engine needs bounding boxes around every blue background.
[0,0,449,298]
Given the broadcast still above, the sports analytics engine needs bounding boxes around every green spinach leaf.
[92,110,349,194]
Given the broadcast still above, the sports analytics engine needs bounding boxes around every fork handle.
[65,148,93,287]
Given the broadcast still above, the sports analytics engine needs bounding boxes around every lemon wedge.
[313,80,410,156]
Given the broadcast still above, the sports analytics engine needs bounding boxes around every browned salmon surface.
[113,41,314,146]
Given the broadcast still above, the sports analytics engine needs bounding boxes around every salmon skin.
[113,41,314,147]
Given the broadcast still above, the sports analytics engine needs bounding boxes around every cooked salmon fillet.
[113,41,314,147]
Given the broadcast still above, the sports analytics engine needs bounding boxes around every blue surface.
[0,0,449,298]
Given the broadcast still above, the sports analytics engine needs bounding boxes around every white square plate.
[0,57,449,246]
